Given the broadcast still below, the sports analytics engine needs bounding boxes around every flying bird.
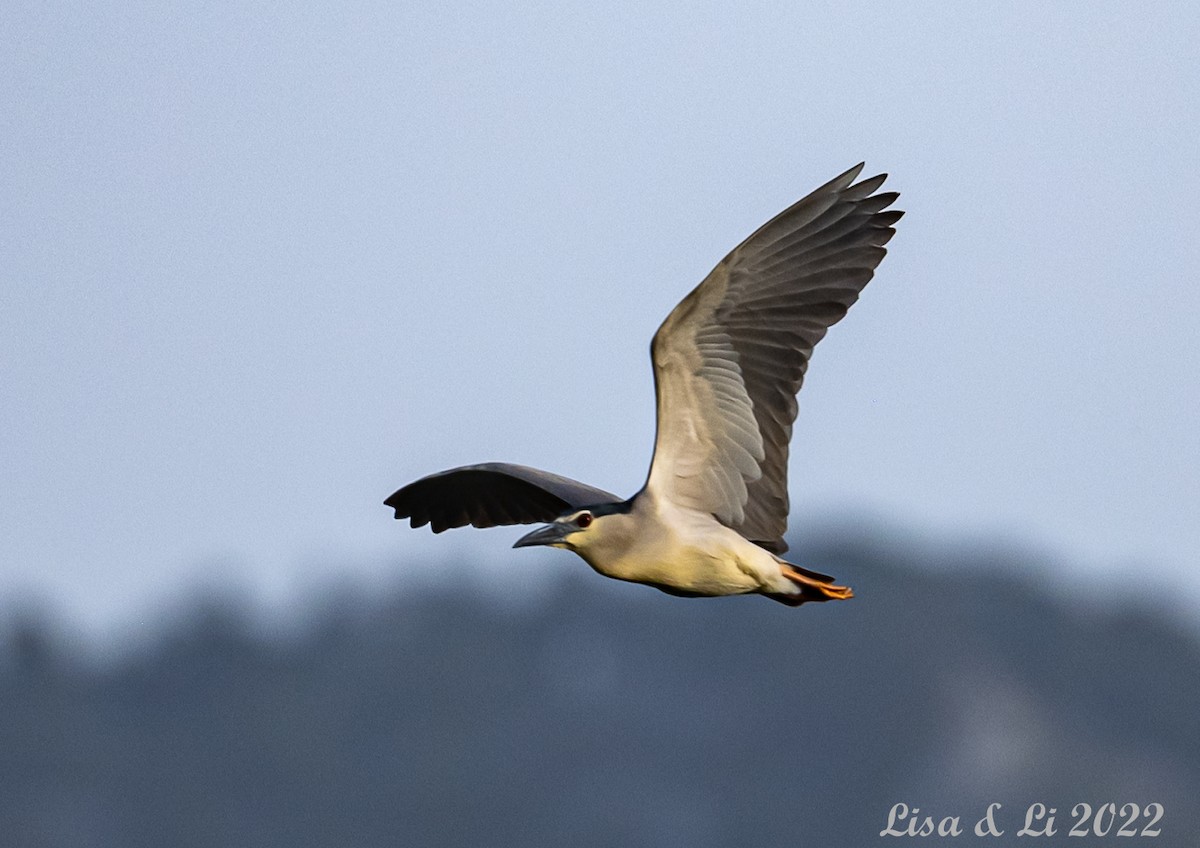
[386,164,901,605]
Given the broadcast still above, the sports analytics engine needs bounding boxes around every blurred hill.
[1,536,1198,847]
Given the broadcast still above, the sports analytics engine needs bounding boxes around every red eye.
[577,512,593,528]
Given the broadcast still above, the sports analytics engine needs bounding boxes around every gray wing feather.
[646,164,902,553]
[385,462,619,533]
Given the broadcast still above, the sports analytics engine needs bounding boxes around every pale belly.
[577,522,779,597]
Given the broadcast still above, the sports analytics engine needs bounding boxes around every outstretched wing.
[385,462,620,533]
[645,164,902,553]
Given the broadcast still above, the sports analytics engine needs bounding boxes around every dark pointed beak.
[513,523,567,549]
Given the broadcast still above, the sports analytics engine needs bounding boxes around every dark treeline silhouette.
[2,534,1198,846]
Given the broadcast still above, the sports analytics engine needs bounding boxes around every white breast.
[575,496,779,597]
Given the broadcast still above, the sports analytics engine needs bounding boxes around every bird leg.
[774,563,854,606]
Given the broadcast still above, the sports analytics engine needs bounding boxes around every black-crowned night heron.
[386,164,901,606]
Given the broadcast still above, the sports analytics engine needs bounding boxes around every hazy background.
[4,544,1199,846]
[3,2,1200,845]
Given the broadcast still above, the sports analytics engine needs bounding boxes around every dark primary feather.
[384,462,619,533]
[647,164,902,553]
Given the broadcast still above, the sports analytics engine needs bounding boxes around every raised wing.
[645,164,902,553]
[385,462,620,533]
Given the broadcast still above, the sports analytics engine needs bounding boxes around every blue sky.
[3,2,1198,638]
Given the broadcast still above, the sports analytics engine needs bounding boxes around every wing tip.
[830,162,866,192]
[826,162,897,202]
[384,490,431,530]
[383,490,405,518]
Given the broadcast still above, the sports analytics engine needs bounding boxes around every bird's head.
[512,502,630,553]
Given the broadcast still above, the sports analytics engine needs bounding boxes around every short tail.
[768,562,854,607]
